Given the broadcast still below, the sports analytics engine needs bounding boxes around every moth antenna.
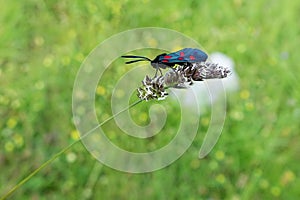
[125,59,149,64]
[121,55,152,61]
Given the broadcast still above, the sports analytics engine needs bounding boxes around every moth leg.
[158,68,163,76]
[154,67,163,77]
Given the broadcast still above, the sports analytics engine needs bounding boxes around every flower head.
[137,75,168,101]
[137,61,231,101]
[191,62,231,80]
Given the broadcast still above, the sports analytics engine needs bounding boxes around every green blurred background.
[1,0,300,199]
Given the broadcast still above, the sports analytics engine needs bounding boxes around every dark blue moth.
[122,48,208,76]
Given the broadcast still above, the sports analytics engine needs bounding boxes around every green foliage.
[1,0,300,199]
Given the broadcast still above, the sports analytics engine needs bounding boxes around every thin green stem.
[1,99,143,200]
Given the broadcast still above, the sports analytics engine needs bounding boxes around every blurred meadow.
[1,0,300,199]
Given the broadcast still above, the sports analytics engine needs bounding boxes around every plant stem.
[1,99,143,200]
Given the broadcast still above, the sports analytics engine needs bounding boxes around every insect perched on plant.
[122,48,208,77]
